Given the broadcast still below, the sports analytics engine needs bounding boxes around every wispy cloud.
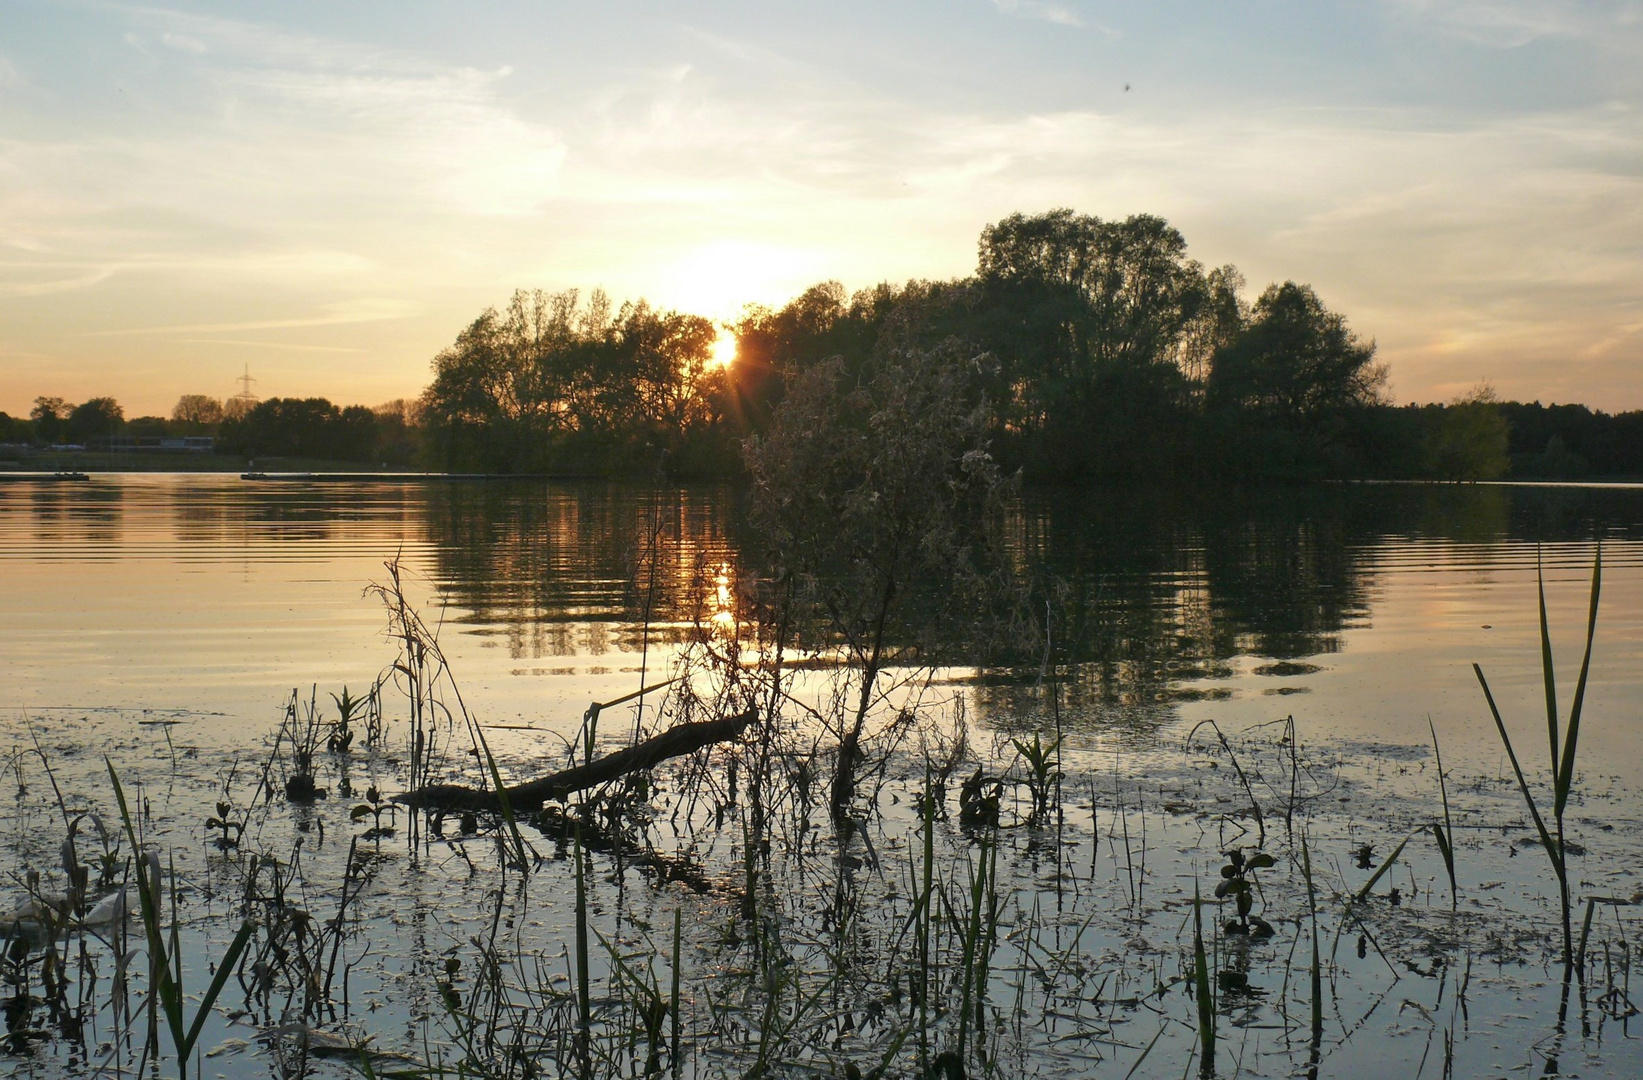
[1385,0,1643,48]
[990,0,1086,29]
[79,299,417,336]
[173,338,363,353]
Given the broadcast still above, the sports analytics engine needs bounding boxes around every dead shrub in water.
[743,344,1034,828]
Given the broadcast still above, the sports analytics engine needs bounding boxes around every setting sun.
[710,329,737,369]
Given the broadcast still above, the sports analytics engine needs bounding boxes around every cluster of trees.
[727,211,1394,480]
[417,290,735,474]
[1,396,130,446]
[0,393,418,466]
[420,208,1640,482]
[216,398,418,465]
[1499,401,1643,478]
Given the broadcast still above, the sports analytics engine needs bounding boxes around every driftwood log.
[396,707,755,813]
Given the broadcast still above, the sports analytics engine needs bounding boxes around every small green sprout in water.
[204,800,245,849]
[327,686,363,753]
[1214,849,1276,939]
[350,784,397,840]
[1010,731,1061,827]
[958,767,1002,832]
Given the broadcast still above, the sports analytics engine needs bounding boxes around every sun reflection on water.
[709,562,737,635]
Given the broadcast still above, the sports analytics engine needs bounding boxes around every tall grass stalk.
[917,771,937,1076]
[1473,545,1601,972]
[573,825,592,1078]
[955,823,997,1062]
[1192,882,1215,1079]
[670,909,682,1075]
[1301,834,1323,1078]
[1428,718,1458,910]
[106,760,253,1080]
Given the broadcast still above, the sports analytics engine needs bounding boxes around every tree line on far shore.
[3,209,1640,481]
[0,393,419,466]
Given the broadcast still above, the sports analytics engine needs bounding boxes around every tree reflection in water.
[409,480,1643,737]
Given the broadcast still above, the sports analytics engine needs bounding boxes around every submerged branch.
[396,708,756,813]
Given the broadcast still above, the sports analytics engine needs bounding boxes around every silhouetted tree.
[372,400,422,466]
[66,397,124,444]
[1207,282,1386,476]
[975,210,1214,476]
[30,397,69,443]
[172,394,225,428]
[1423,385,1509,480]
[420,289,719,474]
[220,397,379,462]
[0,412,30,444]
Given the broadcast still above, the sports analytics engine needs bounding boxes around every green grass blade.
[1301,835,1322,1045]
[671,908,682,1071]
[1473,664,1561,875]
[1354,832,1412,903]
[1192,883,1215,1077]
[180,918,256,1056]
[1429,717,1458,907]
[1555,546,1601,819]
[106,759,187,1054]
[1122,1020,1169,1080]
[1431,823,1454,879]
[1538,550,1560,778]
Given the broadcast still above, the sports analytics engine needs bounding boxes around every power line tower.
[228,364,259,417]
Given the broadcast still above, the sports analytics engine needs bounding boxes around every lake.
[3,474,1642,1078]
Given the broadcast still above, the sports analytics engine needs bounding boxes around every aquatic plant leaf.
[1354,832,1412,903]
[1555,546,1601,819]
[1538,551,1560,778]
[1192,883,1215,1076]
[1474,664,1561,877]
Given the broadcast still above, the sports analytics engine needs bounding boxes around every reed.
[573,826,592,1080]
[955,819,997,1063]
[1472,546,1601,972]
[1300,834,1323,1075]
[670,909,682,1074]
[917,772,937,1076]
[1191,881,1216,1078]
[1428,717,1458,910]
[106,761,253,1080]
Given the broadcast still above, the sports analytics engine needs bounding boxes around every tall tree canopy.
[420,289,722,473]
[1208,282,1384,422]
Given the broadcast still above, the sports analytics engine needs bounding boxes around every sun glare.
[710,329,737,369]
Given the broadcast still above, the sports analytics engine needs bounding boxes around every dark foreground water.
[3,475,1642,1079]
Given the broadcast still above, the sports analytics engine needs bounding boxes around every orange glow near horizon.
[710,330,737,369]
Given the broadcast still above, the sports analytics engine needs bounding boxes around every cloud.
[172,338,363,353]
[989,0,1085,28]
[80,298,417,336]
[160,32,206,54]
[0,265,119,296]
[1384,0,1643,49]
[109,7,568,217]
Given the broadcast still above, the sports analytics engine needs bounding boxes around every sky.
[1,0,1641,417]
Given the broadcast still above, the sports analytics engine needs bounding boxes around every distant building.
[90,435,215,453]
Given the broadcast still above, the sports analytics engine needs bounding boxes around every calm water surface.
[3,474,1640,774]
